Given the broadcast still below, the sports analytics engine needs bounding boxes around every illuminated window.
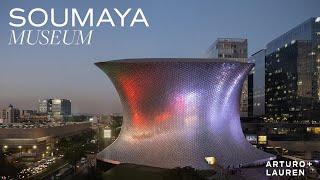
[314,127,320,134]
[205,157,216,165]
[246,135,257,144]
[104,129,112,138]
[307,127,320,135]
[258,135,267,144]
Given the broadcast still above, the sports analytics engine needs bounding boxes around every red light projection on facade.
[118,69,172,126]
[155,111,171,123]
[119,74,146,126]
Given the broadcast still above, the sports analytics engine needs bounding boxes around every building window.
[258,136,267,144]
[205,157,216,165]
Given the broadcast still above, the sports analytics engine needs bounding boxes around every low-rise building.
[0,122,91,157]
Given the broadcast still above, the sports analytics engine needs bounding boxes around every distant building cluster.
[38,99,71,120]
[0,98,72,123]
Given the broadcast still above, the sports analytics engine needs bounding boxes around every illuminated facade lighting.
[95,58,275,169]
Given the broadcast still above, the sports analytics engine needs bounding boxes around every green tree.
[56,130,96,172]
[109,116,122,137]
[0,150,19,177]
[64,144,85,172]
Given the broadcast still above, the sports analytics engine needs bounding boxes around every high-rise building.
[266,40,319,121]
[265,17,320,122]
[1,104,20,123]
[266,17,320,55]
[248,49,266,117]
[38,99,71,120]
[51,99,71,119]
[38,99,52,114]
[205,38,249,117]
[205,38,248,59]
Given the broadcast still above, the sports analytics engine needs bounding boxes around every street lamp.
[18,145,22,157]
[33,145,37,157]
[3,145,8,152]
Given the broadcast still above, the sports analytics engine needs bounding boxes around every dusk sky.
[0,0,319,114]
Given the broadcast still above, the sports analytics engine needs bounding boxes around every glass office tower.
[265,17,320,122]
[248,49,266,118]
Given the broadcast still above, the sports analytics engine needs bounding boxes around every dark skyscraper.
[248,49,266,117]
[266,17,320,56]
[265,17,320,122]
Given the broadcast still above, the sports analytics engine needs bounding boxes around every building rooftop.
[0,122,91,140]
[266,17,318,54]
[0,122,88,129]
[95,58,251,65]
[215,38,247,43]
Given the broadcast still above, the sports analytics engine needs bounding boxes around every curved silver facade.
[96,58,275,169]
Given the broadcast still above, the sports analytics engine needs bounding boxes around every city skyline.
[0,0,320,114]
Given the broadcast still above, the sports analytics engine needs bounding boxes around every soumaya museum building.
[95,58,275,169]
